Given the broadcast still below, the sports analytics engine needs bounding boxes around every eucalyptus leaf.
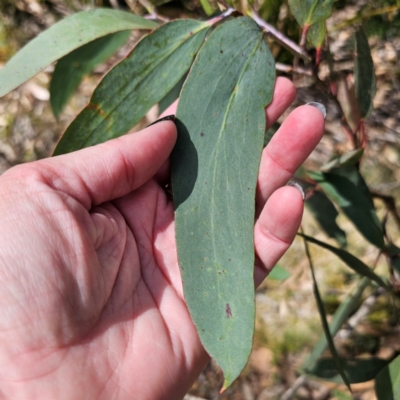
[355,26,376,118]
[307,21,326,49]
[268,265,291,281]
[308,357,389,384]
[288,0,335,28]
[303,236,352,391]
[298,233,388,288]
[321,148,364,172]
[306,191,347,248]
[0,9,157,97]
[54,19,210,155]
[158,74,186,115]
[308,171,384,249]
[172,16,275,389]
[50,31,130,118]
[375,354,400,400]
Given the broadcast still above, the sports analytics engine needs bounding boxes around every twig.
[338,287,386,340]
[275,62,313,76]
[207,8,235,25]
[280,375,307,400]
[250,8,311,62]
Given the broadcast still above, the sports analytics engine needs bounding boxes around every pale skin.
[0,78,324,399]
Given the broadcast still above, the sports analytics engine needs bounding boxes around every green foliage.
[172,17,275,388]
[0,0,399,395]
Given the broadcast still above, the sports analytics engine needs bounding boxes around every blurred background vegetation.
[1,0,400,399]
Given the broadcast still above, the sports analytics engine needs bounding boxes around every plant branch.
[275,62,313,76]
[250,8,312,62]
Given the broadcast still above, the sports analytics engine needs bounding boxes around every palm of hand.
[0,168,205,399]
[0,78,324,399]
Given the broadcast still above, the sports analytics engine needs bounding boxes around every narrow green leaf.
[303,236,352,392]
[321,148,364,172]
[303,277,370,370]
[0,9,157,97]
[298,233,388,288]
[307,21,326,49]
[268,265,291,281]
[375,354,400,400]
[199,0,215,16]
[331,165,373,208]
[288,0,335,27]
[306,191,347,248]
[308,357,389,384]
[53,19,210,155]
[308,170,385,249]
[172,16,275,389]
[355,26,376,118]
[158,73,186,115]
[50,31,130,118]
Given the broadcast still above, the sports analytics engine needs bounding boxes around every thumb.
[26,121,177,209]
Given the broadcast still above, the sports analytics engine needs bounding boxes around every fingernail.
[305,101,327,120]
[287,181,305,201]
[147,115,176,127]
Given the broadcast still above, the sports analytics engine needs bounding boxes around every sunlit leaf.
[54,19,210,155]
[355,26,376,118]
[375,354,400,400]
[306,191,347,248]
[308,357,389,383]
[268,265,291,281]
[50,31,130,118]
[308,171,384,249]
[288,0,335,27]
[298,233,388,288]
[0,9,157,97]
[158,73,186,115]
[321,148,364,172]
[172,16,275,389]
[307,21,326,48]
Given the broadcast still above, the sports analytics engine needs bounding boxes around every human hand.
[0,77,324,399]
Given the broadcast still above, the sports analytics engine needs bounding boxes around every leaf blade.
[298,233,388,288]
[172,16,275,389]
[355,26,376,118]
[375,354,400,400]
[50,31,130,117]
[0,9,157,97]
[53,19,210,155]
[308,170,385,249]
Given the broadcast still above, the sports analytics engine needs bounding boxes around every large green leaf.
[171,16,275,389]
[50,31,130,118]
[306,191,347,248]
[309,357,389,384]
[376,355,400,400]
[0,9,157,97]
[298,233,388,289]
[288,0,335,27]
[308,171,385,249]
[355,26,376,118]
[54,19,210,155]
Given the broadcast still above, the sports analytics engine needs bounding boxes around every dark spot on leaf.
[225,303,232,318]
[228,259,231,262]
[220,50,223,54]
[200,132,205,137]
[87,102,107,118]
